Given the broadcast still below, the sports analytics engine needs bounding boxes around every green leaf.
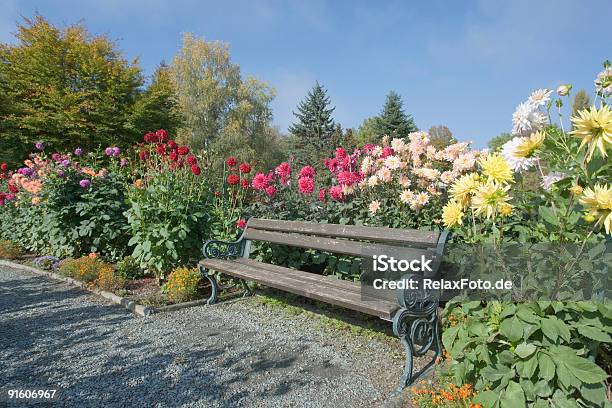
[474,390,499,408]
[581,382,607,406]
[579,325,612,342]
[500,316,523,342]
[560,352,608,384]
[533,380,553,398]
[541,317,559,342]
[538,353,555,381]
[442,325,459,352]
[538,206,559,226]
[500,381,525,408]
[515,342,537,358]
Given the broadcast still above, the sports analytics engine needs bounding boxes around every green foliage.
[124,147,212,278]
[116,255,145,280]
[354,117,379,146]
[129,64,181,136]
[373,91,418,139]
[0,16,144,166]
[487,132,513,152]
[443,300,611,408]
[288,81,336,166]
[171,33,276,164]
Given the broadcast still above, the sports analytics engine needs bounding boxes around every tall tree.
[572,89,591,117]
[374,91,417,139]
[355,117,378,146]
[288,82,336,165]
[170,33,275,160]
[0,16,144,164]
[428,125,456,149]
[129,63,181,136]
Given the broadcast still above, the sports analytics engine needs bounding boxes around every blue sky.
[1,0,610,147]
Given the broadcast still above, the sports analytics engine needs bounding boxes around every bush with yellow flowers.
[58,255,115,285]
[163,266,202,303]
[0,239,24,259]
[95,264,125,292]
[411,379,481,408]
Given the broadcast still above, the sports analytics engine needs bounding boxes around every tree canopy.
[0,16,144,164]
[373,91,417,139]
[288,82,337,165]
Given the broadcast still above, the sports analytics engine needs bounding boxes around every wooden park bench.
[199,218,449,392]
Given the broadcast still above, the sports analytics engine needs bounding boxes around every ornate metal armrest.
[202,233,246,259]
[394,273,440,316]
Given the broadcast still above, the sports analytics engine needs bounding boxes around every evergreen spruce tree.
[374,91,417,139]
[288,82,336,165]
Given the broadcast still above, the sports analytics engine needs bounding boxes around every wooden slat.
[247,218,440,247]
[243,228,434,261]
[235,258,398,304]
[200,258,399,320]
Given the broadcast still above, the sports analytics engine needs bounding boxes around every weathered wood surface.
[243,228,434,261]
[247,218,440,247]
[200,258,399,320]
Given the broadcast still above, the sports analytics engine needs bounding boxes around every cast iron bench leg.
[392,307,441,394]
[199,265,219,305]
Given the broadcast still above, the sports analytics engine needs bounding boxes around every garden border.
[0,259,155,317]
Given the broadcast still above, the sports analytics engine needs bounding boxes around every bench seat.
[200,257,400,320]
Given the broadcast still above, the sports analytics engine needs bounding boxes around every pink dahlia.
[298,177,315,194]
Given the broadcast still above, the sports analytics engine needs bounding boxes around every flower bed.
[0,63,611,407]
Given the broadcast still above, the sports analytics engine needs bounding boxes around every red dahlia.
[0,162,7,172]
[168,140,178,150]
[191,165,201,175]
[226,157,237,167]
[156,144,167,155]
[169,152,179,162]
[177,146,190,155]
[227,174,240,185]
[241,178,249,189]
[155,129,169,142]
[186,155,197,165]
[238,163,251,174]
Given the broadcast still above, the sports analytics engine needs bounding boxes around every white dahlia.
[512,102,547,136]
[528,89,552,107]
[501,137,539,171]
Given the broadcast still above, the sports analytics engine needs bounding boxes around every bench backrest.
[243,218,449,273]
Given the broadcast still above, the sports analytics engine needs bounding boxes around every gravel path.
[0,266,416,408]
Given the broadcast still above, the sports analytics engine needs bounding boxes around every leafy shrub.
[442,300,611,408]
[163,266,201,303]
[58,256,113,284]
[125,131,212,278]
[95,265,125,292]
[0,239,24,259]
[116,256,145,280]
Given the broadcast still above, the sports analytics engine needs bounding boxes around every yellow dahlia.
[471,181,512,219]
[514,130,546,158]
[442,200,464,228]
[579,184,612,234]
[499,202,513,217]
[450,173,480,208]
[479,154,514,184]
[570,105,612,162]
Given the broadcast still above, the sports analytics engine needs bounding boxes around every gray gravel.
[0,266,416,408]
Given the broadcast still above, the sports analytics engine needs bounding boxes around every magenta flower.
[35,142,45,151]
[74,148,83,156]
[299,166,315,179]
[104,147,113,156]
[112,147,121,157]
[120,158,128,167]
[298,177,315,194]
[79,179,91,188]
